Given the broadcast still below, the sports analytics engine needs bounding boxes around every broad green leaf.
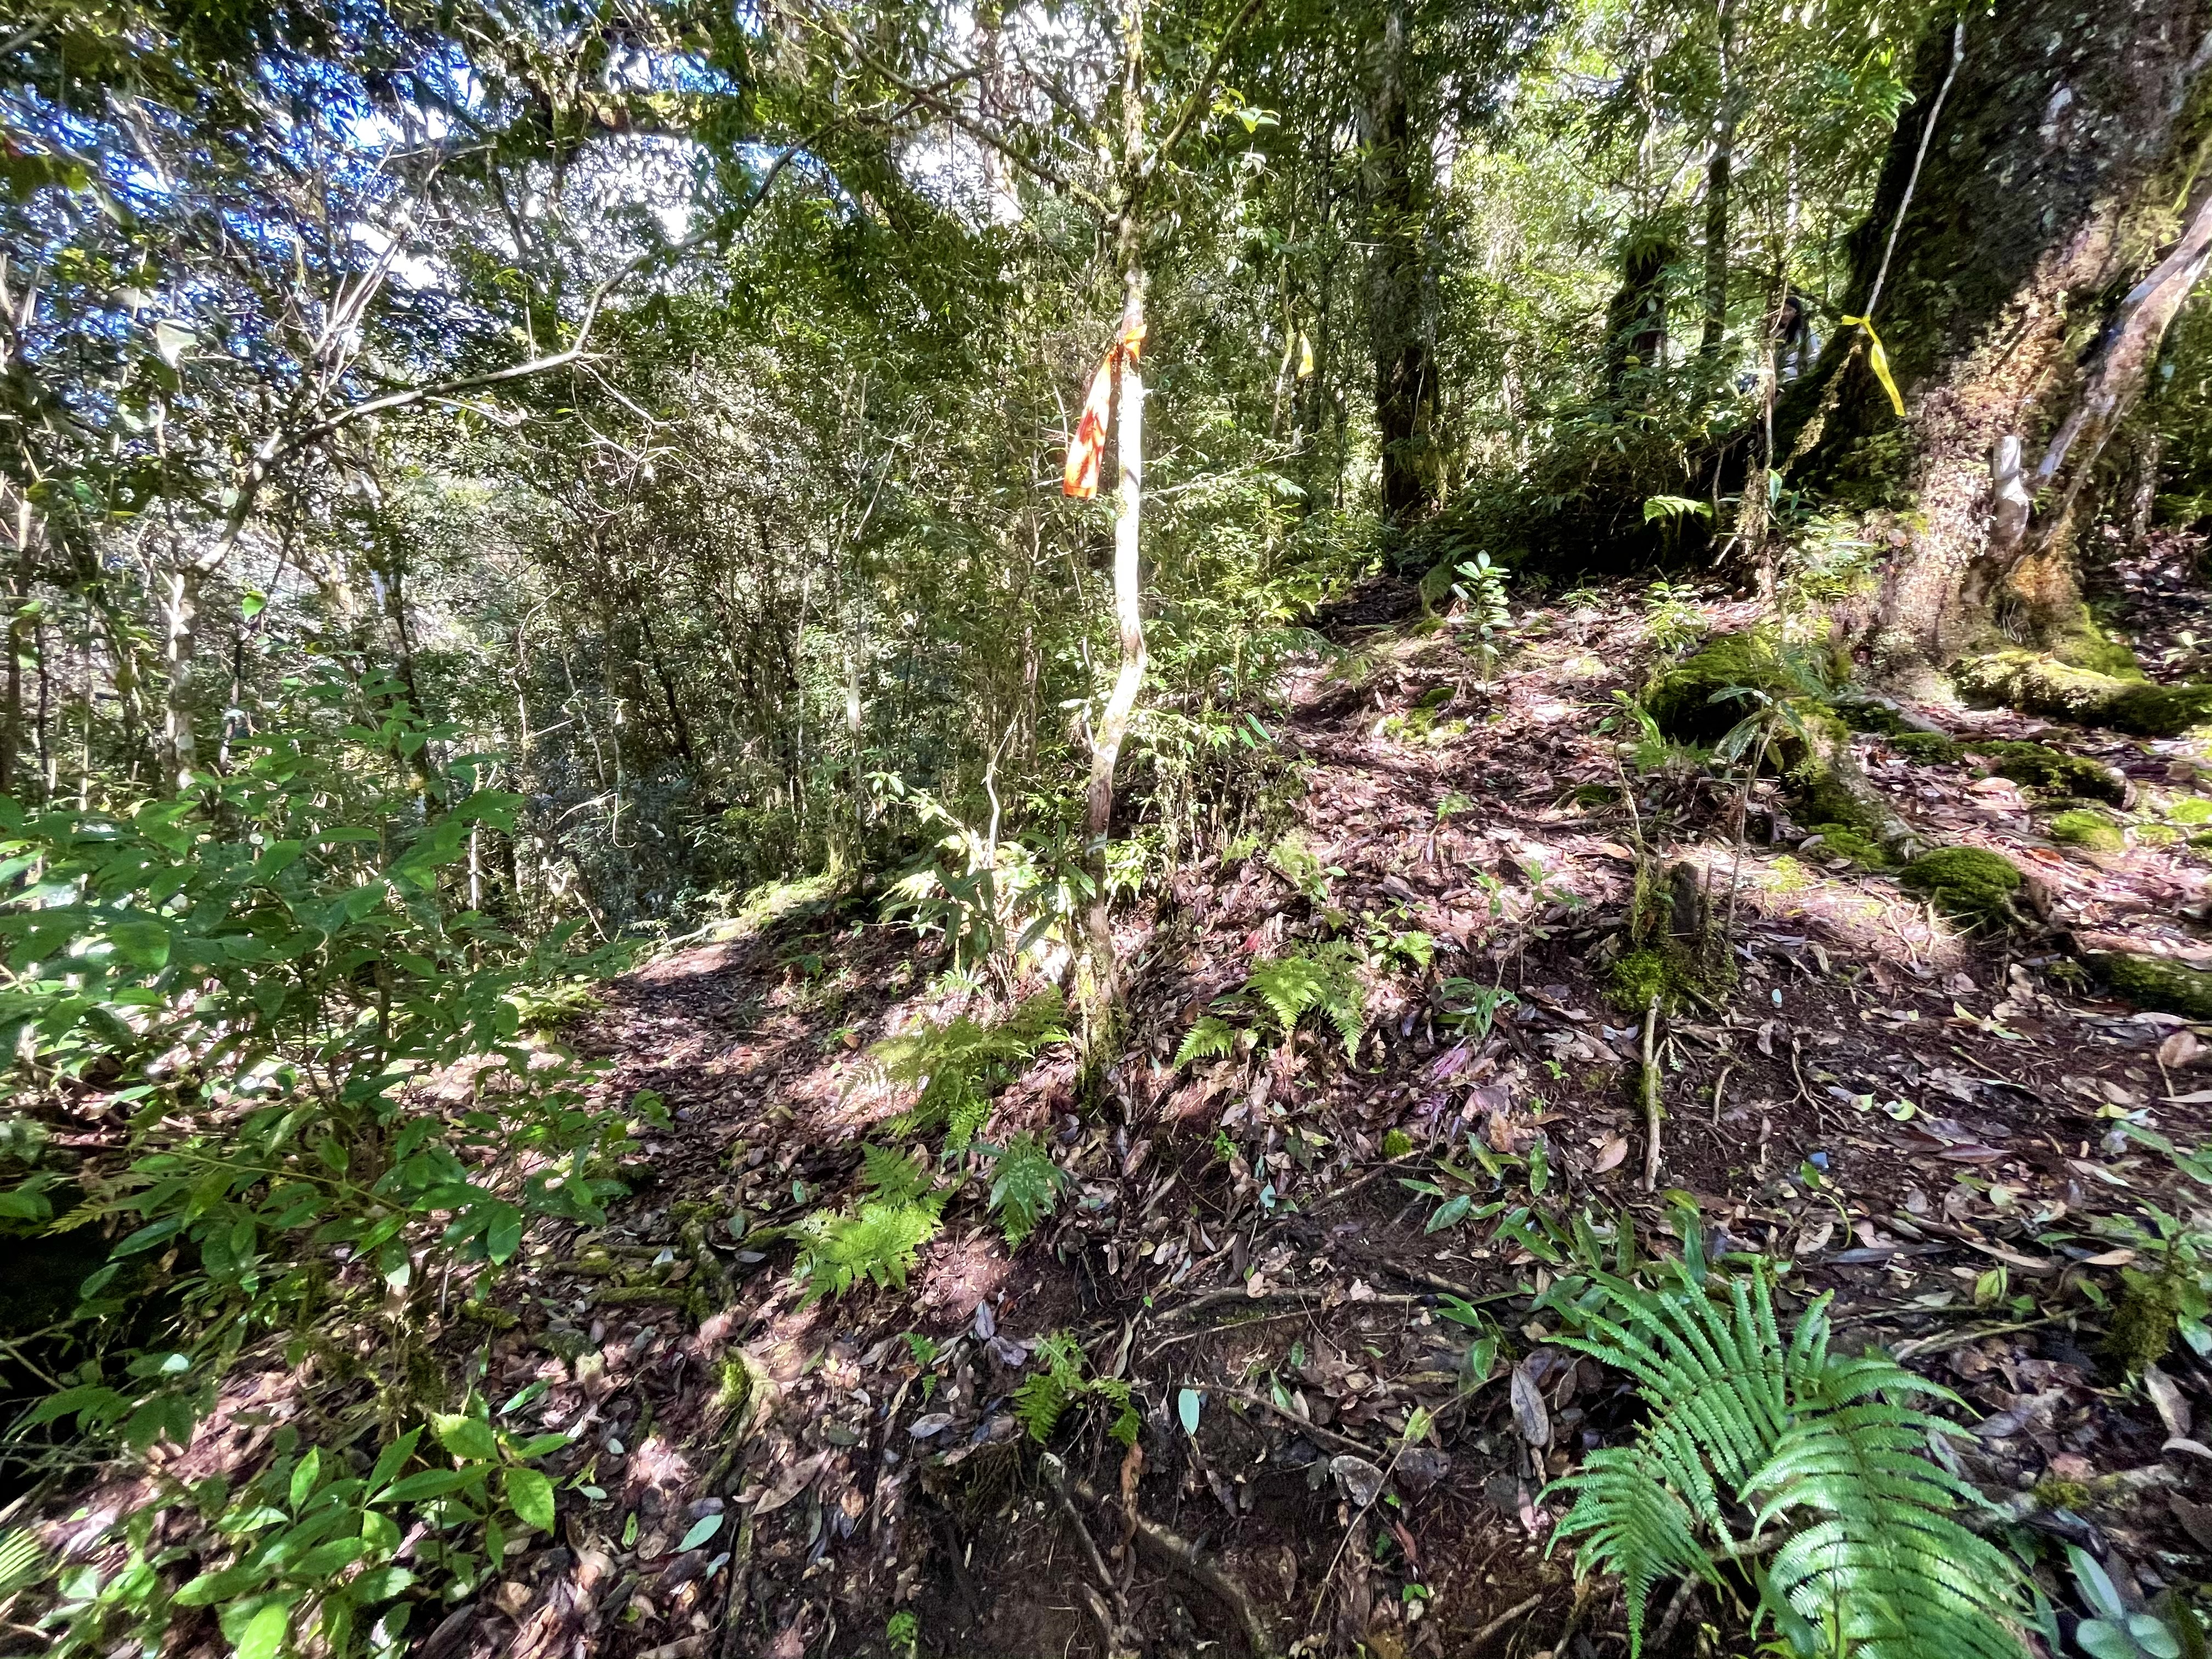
[234,1600,289,1659]
[108,918,171,970]
[432,1412,499,1463]
[505,1467,556,1533]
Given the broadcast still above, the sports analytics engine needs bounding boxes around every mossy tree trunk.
[1363,0,1436,527]
[1780,0,2212,701]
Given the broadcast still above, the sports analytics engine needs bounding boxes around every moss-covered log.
[2082,950,2212,1020]
[1956,651,2212,738]
[1645,630,1922,856]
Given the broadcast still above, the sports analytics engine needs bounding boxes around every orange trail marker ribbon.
[1062,321,1147,498]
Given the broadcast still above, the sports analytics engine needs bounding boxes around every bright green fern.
[1244,941,1366,1057]
[1014,1331,1138,1447]
[984,1131,1065,1248]
[1546,1265,2028,1659]
[1171,1013,1237,1069]
[793,1143,946,1301]
[869,989,1069,1153]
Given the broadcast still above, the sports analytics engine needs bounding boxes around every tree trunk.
[1697,0,1736,359]
[1085,0,1150,1006]
[1363,0,1433,527]
[162,562,200,787]
[1782,0,2212,723]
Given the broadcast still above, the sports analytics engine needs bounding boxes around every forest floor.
[47,561,2212,1659]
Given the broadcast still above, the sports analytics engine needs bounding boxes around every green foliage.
[1452,554,1516,687]
[32,1404,569,1659]
[1439,979,1518,1039]
[1172,1013,1239,1069]
[1382,1128,1415,1158]
[870,990,1069,1154]
[1641,580,1709,658]
[1013,1331,1138,1447]
[1266,832,1338,902]
[861,1142,936,1204]
[1546,1265,2028,1659]
[2047,808,2126,852]
[1242,941,1367,1057]
[793,1194,945,1304]
[0,709,627,1465]
[983,1132,1065,1248]
[1899,848,2026,931]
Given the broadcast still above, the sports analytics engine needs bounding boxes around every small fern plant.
[792,1144,946,1302]
[1172,941,1367,1068]
[1545,1262,2029,1659]
[1013,1331,1139,1447]
[980,1131,1065,1248]
[868,989,1068,1153]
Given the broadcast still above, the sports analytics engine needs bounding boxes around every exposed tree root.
[1061,1465,1277,1657]
[1955,650,2212,736]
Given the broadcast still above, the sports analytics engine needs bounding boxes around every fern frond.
[1172,1014,1237,1070]
[986,1132,1065,1248]
[944,1091,992,1153]
[861,1142,933,1204]
[1013,1369,1071,1442]
[0,1526,41,1598]
[1242,943,1367,1055]
[793,1196,943,1302]
[1550,1448,1714,1652]
[869,993,1069,1151]
[1245,953,1327,1038]
[1549,1264,2030,1659]
[1751,1400,2027,1659]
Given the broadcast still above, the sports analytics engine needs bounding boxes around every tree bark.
[1698,0,1736,359]
[162,561,200,787]
[1085,0,1150,1006]
[1363,0,1433,526]
[1782,0,2212,703]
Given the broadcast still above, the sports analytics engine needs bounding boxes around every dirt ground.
[402,561,2212,1659]
[25,562,2212,1659]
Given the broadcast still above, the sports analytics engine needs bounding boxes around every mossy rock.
[1836,698,1914,737]
[2083,950,2212,1020]
[1957,651,2212,737]
[1644,629,1790,745]
[1967,740,2125,804]
[2169,795,2212,826]
[2045,808,2125,852]
[1802,823,1891,866]
[1891,731,1961,765]
[1899,847,2026,930]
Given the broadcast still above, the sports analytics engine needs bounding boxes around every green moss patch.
[1609,948,1675,1011]
[1957,651,2212,737]
[1899,847,2025,930]
[1644,630,1788,745]
[1891,731,1960,764]
[1967,740,2124,804]
[2083,950,2212,1020]
[2046,808,2125,852]
[1836,698,1912,737]
[1802,823,1891,866]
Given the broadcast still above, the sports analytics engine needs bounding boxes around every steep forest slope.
[8,2,2212,1658]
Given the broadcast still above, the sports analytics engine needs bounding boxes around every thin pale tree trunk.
[1085,0,1150,1007]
